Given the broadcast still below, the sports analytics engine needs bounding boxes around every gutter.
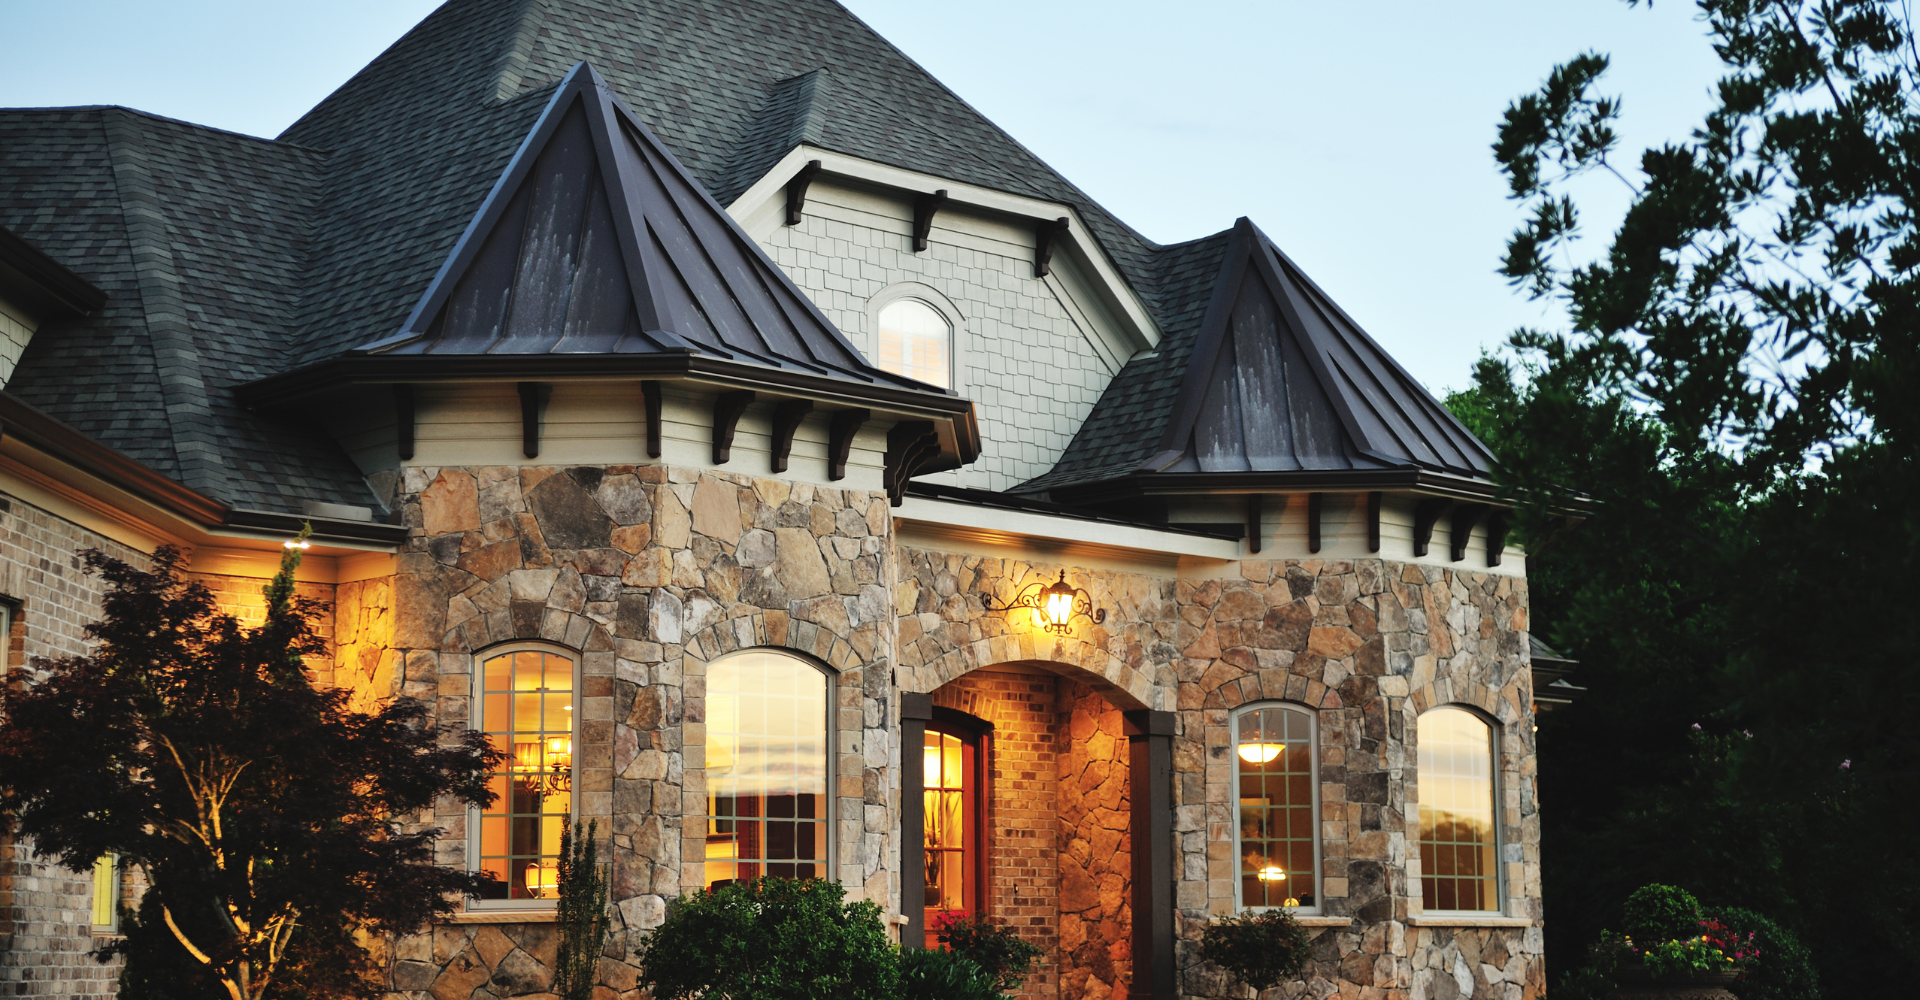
[0,392,405,546]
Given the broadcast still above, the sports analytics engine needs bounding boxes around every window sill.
[1211,914,1351,928]
[444,909,558,924]
[1407,914,1534,928]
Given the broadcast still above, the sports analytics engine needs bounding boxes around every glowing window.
[704,651,829,888]
[1418,706,1500,912]
[1233,704,1318,910]
[473,646,576,902]
[922,723,983,920]
[91,854,118,932]
[876,298,951,389]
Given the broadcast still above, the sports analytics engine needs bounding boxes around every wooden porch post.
[900,692,932,949]
[1125,709,1176,1000]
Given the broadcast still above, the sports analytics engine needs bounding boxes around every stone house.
[0,2,1548,997]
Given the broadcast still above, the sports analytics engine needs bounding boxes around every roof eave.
[0,225,107,321]
[235,352,984,464]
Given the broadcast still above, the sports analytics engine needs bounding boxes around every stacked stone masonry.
[0,468,1543,1000]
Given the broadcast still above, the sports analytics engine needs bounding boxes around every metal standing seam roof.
[1021,218,1497,498]
[357,62,937,395]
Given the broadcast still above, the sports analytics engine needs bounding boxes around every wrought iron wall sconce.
[990,570,1105,635]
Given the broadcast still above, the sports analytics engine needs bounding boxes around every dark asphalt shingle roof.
[0,0,1476,516]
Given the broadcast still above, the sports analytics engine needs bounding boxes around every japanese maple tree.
[0,535,500,999]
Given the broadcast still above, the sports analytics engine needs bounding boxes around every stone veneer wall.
[896,549,1543,1000]
[931,669,1062,1000]
[383,463,899,998]
[1056,680,1132,1000]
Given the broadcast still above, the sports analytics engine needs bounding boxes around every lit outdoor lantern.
[990,570,1105,635]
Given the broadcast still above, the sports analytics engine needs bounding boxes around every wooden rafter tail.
[1307,492,1323,553]
[1486,512,1510,567]
[1413,498,1452,558]
[770,399,813,472]
[785,159,822,226]
[1247,494,1263,554]
[711,391,755,464]
[640,380,663,458]
[828,408,869,481]
[517,382,542,459]
[1367,491,1382,553]
[1450,503,1488,562]
[913,190,948,252]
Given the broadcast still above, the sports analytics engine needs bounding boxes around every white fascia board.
[895,495,1239,568]
[729,145,1162,352]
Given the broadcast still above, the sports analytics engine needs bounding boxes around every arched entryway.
[902,659,1174,1000]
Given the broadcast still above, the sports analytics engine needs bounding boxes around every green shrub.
[896,947,1003,1000]
[932,912,1043,994]
[553,821,611,1000]
[637,878,897,1000]
[1199,909,1313,992]
[1622,884,1704,945]
[1715,907,1820,1000]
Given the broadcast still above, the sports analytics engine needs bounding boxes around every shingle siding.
[761,186,1117,490]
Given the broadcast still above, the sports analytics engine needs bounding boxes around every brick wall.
[757,188,1119,492]
[0,491,149,993]
[932,668,1062,999]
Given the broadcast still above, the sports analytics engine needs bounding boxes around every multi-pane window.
[876,298,951,389]
[473,646,576,902]
[922,724,981,920]
[1234,704,1318,909]
[1418,706,1499,912]
[704,651,829,888]
[90,854,117,933]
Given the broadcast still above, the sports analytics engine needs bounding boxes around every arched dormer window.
[1417,706,1501,912]
[470,643,579,904]
[876,297,952,389]
[1232,703,1319,911]
[703,650,832,888]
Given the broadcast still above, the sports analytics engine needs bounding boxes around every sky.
[0,0,1726,395]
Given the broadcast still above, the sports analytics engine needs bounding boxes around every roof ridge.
[100,108,229,499]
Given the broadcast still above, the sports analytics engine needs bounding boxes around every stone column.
[1125,709,1175,1000]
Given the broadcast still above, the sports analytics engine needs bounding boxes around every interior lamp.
[1257,865,1287,882]
[990,570,1106,636]
[523,862,558,898]
[1237,742,1284,764]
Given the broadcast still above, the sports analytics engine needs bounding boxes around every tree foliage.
[0,538,501,1000]
[1461,2,1920,994]
[553,820,612,1000]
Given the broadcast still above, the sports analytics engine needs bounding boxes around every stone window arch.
[1416,704,1502,913]
[1232,701,1320,912]
[468,641,580,907]
[702,648,834,887]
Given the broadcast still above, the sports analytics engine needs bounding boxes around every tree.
[1466,1,1920,993]
[553,820,612,1000]
[0,534,502,999]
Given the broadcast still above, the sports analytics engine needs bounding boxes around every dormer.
[0,224,105,388]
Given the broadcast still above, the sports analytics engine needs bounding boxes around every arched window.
[876,298,952,389]
[1417,706,1500,912]
[704,650,831,888]
[471,644,578,903]
[1233,703,1318,910]
[922,710,989,923]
